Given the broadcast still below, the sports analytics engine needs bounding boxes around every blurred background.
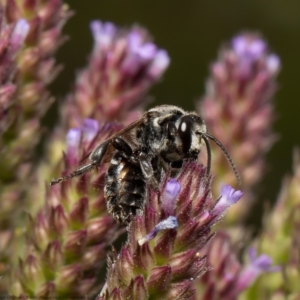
[48,0,300,227]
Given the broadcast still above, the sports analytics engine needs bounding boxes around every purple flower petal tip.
[220,184,243,204]
[11,19,30,50]
[138,216,178,245]
[13,19,30,40]
[162,179,181,215]
[83,118,99,142]
[90,20,116,48]
[266,54,280,74]
[148,50,170,78]
[248,247,257,262]
[66,128,81,159]
[164,179,181,199]
[248,248,280,272]
[83,118,99,131]
[253,254,273,270]
[128,31,157,59]
[232,35,266,60]
[66,128,81,149]
[156,216,178,230]
[236,248,280,292]
[212,184,243,216]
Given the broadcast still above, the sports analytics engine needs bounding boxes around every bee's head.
[177,114,207,158]
[177,112,241,186]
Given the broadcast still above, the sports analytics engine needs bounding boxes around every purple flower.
[162,179,181,215]
[266,54,280,75]
[138,216,178,245]
[82,118,99,143]
[64,19,170,125]
[66,128,81,152]
[66,128,81,159]
[232,35,266,61]
[90,20,116,49]
[235,247,280,292]
[121,30,161,76]
[10,19,30,51]
[231,33,280,78]
[66,118,100,159]
[199,32,280,224]
[128,31,157,59]
[148,50,170,79]
[212,184,243,215]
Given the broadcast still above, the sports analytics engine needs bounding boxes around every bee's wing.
[97,117,146,163]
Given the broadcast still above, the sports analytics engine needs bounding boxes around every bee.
[50,105,240,225]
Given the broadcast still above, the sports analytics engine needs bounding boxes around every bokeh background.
[47,0,300,227]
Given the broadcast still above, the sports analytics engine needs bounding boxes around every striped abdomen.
[104,151,146,225]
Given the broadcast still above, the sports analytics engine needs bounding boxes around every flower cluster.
[198,33,280,222]
[98,163,245,299]
[63,20,170,128]
[0,0,70,292]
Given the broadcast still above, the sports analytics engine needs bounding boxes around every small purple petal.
[138,216,178,245]
[148,50,170,79]
[82,118,99,143]
[248,247,257,262]
[66,128,81,149]
[11,19,30,51]
[156,216,178,230]
[235,248,280,292]
[221,184,243,203]
[266,54,280,75]
[90,20,116,48]
[252,254,273,270]
[66,128,81,159]
[121,31,158,75]
[162,179,181,215]
[213,184,243,215]
[128,31,157,60]
[232,35,266,61]
[13,19,30,40]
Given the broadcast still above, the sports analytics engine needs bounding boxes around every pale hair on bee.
[51,105,241,225]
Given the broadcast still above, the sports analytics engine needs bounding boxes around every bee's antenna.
[202,135,211,179]
[205,133,241,186]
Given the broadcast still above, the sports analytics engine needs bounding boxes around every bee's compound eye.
[178,116,193,154]
[178,116,192,135]
[180,121,187,133]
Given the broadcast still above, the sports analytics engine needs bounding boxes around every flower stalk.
[0,0,71,292]
[198,33,280,223]
[63,20,170,128]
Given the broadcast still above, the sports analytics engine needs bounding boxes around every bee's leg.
[111,137,141,165]
[166,121,178,140]
[138,153,159,190]
[89,139,111,162]
[111,137,133,156]
[50,139,110,186]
